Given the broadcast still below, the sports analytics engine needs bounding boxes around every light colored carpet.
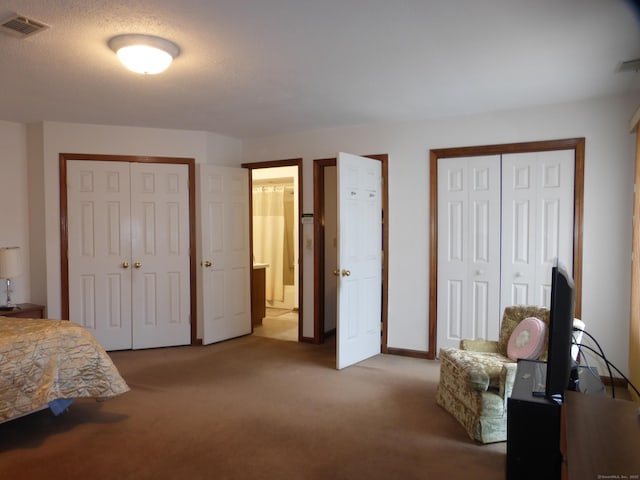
[0,336,506,480]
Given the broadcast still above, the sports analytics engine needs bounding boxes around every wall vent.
[0,14,49,38]
[618,58,640,73]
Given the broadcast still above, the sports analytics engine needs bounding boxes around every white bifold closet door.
[437,155,502,353]
[500,151,574,315]
[437,150,574,352]
[67,160,191,351]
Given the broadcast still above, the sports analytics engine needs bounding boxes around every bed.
[0,316,129,423]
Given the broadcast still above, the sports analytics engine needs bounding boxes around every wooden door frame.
[59,153,197,345]
[313,154,389,349]
[428,138,585,359]
[241,159,305,341]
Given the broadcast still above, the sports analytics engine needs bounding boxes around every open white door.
[336,153,382,369]
[199,165,252,345]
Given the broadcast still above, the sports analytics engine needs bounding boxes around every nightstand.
[0,303,46,319]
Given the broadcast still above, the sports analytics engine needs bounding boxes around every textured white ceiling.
[0,0,638,139]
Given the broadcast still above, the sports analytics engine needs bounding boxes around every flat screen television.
[545,263,576,400]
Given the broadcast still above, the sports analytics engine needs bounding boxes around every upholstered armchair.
[436,305,551,444]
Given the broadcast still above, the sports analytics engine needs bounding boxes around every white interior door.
[437,156,501,351]
[68,160,191,350]
[67,161,133,350]
[130,163,191,349]
[336,153,382,369]
[500,150,574,312]
[199,165,251,345]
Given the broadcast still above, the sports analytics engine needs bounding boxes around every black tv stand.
[506,359,604,480]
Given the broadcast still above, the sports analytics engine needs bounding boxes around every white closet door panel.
[438,160,467,350]
[437,156,501,352]
[469,161,501,340]
[536,151,575,307]
[471,279,490,338]
[199,165,251,345]
[130,163,191,349]
[67,161,133,350]
[444,279,463,341]
[501,151,574,313]
[501,159,537,309]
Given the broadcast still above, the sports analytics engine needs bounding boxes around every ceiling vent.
[618,58,640,73]
[0,14,49,38]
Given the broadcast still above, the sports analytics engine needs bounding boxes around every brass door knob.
[332,269,340,277]
[134,261,142,269]
[122,261,130,269]
[202,261,212,267]
[341,269,351,277]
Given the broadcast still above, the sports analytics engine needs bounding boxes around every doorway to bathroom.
[244,159,302,342]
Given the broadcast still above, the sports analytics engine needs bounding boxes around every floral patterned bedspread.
[0,317,129,422]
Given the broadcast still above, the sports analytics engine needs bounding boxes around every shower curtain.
[253,185,288,302]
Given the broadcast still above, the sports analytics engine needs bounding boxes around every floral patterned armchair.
[436,305,551,443]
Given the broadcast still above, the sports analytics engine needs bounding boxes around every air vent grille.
[0,15,49,38]
[618,58,640,73]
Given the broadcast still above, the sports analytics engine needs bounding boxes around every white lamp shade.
[0,247,21,278]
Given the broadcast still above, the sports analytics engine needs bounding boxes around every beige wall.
[0,121,30,304]
[243,92,640,376]
[3,92,640,378]
[28,121,242,320]
[630,108,640,400]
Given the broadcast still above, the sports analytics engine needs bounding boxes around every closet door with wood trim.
[437,155,501,351]
[67,160,191,350]
[67,161,133,350]
[500,150,574,314]
[130,163,191,349]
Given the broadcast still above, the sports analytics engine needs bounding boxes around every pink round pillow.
[507,317,546,361]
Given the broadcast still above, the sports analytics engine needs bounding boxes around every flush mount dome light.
[108,34,180,75]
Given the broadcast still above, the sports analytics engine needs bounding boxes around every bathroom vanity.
[252,263,268,326]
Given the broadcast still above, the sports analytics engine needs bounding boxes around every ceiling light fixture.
[108,34,180,75]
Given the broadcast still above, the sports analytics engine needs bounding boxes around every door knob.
[122,261,130,269]
[333,269,340,277]
[341,269,351,277]
[202,260,212,267]
[134,261,142,269]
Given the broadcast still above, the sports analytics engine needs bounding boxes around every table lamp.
[0,246,21,310]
